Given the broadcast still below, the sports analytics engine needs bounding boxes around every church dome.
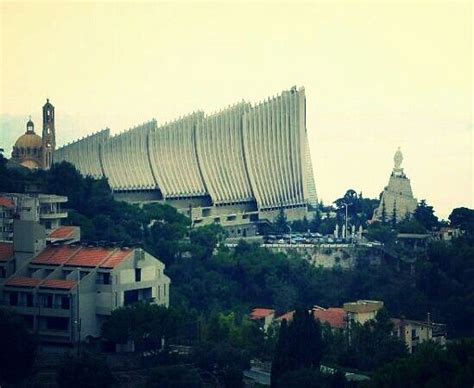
[14,132,43,149]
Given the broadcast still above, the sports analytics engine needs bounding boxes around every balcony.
[40,211,68,219]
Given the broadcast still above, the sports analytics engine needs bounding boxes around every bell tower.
[41,98,56,169]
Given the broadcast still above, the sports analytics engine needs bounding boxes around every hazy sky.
[1,1,472,219]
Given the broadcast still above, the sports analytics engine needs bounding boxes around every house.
[250,308,275,332]
[47,226,81,244]
[313,306,347,330]
[391,316,447,353]
[0,218,170,346]
[343,300,383,326]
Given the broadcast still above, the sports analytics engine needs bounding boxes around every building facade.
[54,86,318,228]
[10,99,56,170]
[0,224,170,345]
[0,193,68,239]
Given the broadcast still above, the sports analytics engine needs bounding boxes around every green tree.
[369,340,474,388]
[275,207,288,234]
[449,207,474,235]
[0,308,37,385]
[414,200,439,231]
[102,304,180,353]
[189,224,226,261]
[271,309,323,386]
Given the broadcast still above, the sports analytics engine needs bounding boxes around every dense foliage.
[368,340,474,388]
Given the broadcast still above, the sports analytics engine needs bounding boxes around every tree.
[56,353,115,388]
[189,224,226,261]
[414,200,439,231]
[369,340,474,388]
[449,207,474,235]
[194,341,250,388]
[102,304,179,353]
[0,308,37,385]
[271,309,323,386]
[345,308,407,371]
[275,207,288,234]
[381,199,387,224]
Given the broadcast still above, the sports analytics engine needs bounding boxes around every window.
[0,267,5,278]
[97,272,111,285]
[9,292,18,306]
[61,296,70,310]
[46,317,68,331]
[135,268,141,282]
[26,293,34,307]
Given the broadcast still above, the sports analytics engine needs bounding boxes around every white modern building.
[54,86,318,234]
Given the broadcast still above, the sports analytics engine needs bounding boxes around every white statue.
[334,224,339,238]
[394,147,403,170]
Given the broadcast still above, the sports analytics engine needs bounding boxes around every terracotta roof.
[49,226,77,240]
[65,247,114,268]
[40,279,77,290]
[32,246,81,266]
[250,308,275,320]
[5,276,42,288]
[32,246,134,269]
[100,248,133,269]
[0,197,15,208]
[0,242,14,262]
[276,311,295,322]
[313,308,347,329]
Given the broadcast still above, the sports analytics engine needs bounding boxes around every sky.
[0,1,472,219]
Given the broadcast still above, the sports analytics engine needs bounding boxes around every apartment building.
[0,220,170,345]
[0,193,68,240]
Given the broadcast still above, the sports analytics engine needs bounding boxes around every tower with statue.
[372,147,418,223]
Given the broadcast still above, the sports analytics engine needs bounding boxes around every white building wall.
[196,103,254,205]
[148,112,207,198]
[54,129,109,178]
[243,87,307,210]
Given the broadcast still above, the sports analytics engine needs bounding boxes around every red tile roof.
[40,279,77,290]
[0,197,15,209]
[313,308,347,329]
[100,248,133,269]
[32,246,134,269]
[0,242,14,262]
[5,276,42,288]
[32,246,81,266]
[250,308,275,320]
[65,247,113,268]
[49,226,77,240]
[276,311,295,322]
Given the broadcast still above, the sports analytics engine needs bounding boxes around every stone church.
[10,99,56,170]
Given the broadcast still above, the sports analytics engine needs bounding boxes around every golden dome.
[14,132,43,149]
